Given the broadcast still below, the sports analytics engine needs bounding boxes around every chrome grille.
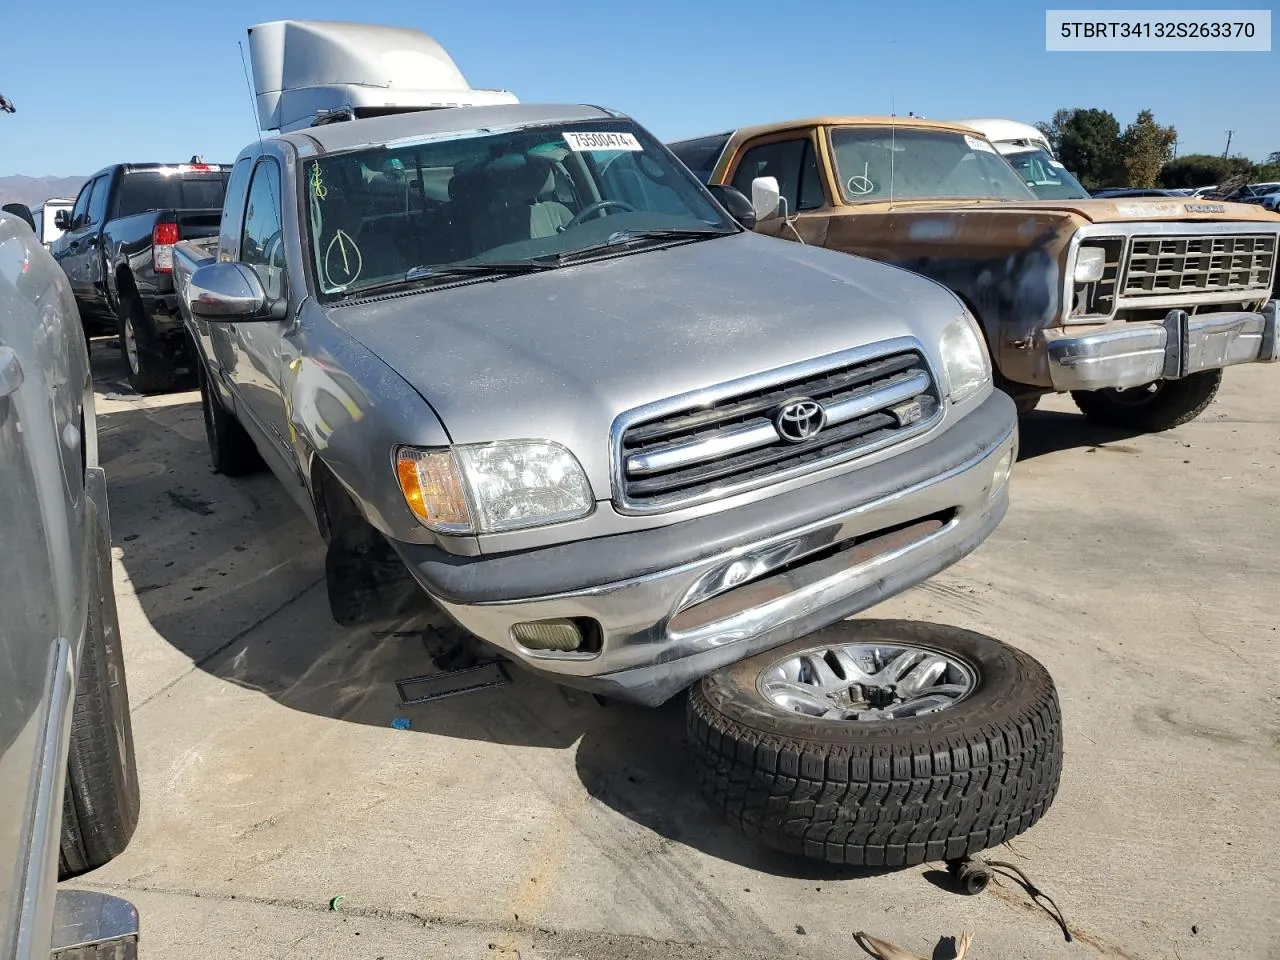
[1122,234,1277,298]
[617,350,940,510]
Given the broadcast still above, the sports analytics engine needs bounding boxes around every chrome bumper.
[1043,300,1279,392]
[51,890,139,959]
[414,399,1017,706]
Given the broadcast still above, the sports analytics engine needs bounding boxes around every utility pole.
[1223,130,1234,158]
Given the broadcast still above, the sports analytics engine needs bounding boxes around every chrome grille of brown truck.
[1122,234,1277,298]
[616,350,941,511]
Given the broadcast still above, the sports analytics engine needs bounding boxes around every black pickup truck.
[52,161,229,393]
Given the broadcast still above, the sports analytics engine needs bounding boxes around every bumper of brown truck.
[1042,300,1279,392]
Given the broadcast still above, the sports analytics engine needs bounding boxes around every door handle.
[0,346,24,399]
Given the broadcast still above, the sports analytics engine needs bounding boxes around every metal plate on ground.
[396,661,509,705]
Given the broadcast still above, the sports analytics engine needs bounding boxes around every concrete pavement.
[72,341,1280,959]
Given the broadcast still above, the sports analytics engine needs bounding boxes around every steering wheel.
[563,199,636,229]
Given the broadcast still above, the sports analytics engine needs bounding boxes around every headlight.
[939,314,991,404]
[1073,246,1106,284]
[395,440,593,534]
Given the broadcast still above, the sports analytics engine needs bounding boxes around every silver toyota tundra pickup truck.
[167,20,1064,870]
[173,100,1018,706]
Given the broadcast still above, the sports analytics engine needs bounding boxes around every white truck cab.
[953,117,1090,200]
[247,20,519,133]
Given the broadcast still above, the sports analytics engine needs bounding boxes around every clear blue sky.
[1,0,1275,177]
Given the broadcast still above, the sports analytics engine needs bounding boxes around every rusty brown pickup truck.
[670,118,1280,430]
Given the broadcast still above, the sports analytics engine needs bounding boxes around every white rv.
[32,197,75,247]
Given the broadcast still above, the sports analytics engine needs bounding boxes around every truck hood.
[859,197,1280,225]
[328,231,961,496]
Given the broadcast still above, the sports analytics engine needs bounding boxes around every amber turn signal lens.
[394,448,472,532]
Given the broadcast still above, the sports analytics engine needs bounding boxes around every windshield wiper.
[339,259,556,298]
[553,227,732,263]
[402,258,557,282]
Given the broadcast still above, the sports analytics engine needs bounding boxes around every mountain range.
[0,175,88,209]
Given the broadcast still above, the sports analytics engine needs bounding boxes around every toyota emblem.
[774,398,827,443]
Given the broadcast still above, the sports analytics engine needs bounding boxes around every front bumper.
[396,391,1017,706]
[1043,300,1279,392]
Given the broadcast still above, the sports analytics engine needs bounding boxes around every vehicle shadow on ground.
[94,348,876,882]
[1015,408,1144,461]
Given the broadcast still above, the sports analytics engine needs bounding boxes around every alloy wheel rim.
[757,641,977,721]
[123,314,139,374]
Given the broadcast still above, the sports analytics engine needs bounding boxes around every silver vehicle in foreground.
[1,208,139,956]
[171,21,1061,868]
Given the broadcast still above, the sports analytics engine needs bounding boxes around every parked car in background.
[951,118,1090,200]
[50,161,229,392]
[0,206,139,958]
[31,199,75,248]
[1090,187,1183,198]
[673,117,1280,431]
[1224,182,1280,211]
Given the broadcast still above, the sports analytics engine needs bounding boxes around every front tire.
[59,529,140,878]
[687,619,1062,866]
[118,296,178,395]
[1071,369,1222,432]
[198,362,262,476]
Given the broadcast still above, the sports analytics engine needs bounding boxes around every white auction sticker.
[964,134,996,153]
[563,131,643,152]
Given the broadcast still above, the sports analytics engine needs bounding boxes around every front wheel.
[60,527,140,878]
[687,619,1062,866]
[1071,369,1222,432]
[198,362,262,476]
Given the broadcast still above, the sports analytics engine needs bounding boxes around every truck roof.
[688,116,986,145]
[277,102,620,155]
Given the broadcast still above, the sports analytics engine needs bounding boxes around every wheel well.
[114,266,137,310]
[309,458,359,544]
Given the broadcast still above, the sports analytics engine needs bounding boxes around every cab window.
[730,138,825,213]
[85,175,110,227]
[240,160,286,300]
[70,179,94,229]
[218,158,253,261]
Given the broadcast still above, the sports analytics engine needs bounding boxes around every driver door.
[226,158,294,472]
[726,133,829,243]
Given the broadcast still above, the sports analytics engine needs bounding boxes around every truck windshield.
[1001,148,1090,200]
[303,121,736,299]
[829,127,1036,203]
[115,170,229,217]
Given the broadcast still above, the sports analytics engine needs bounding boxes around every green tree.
[1120,110,1177,188]
[1038,108,1123,190]
[1159,154,1253,189]
[1267,151,1280,165]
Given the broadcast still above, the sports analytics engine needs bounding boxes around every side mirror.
[188,262,286,322]
[2,203,36,233]
[750,176,782,222]
[706,184,757,230]
[54,209,72,230]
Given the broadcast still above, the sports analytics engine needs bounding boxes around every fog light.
[512,619,583,652]
[989,448,1014,498]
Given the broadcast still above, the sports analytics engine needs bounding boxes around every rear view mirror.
[2,203,36,233]
[54,209,72,230]
[188,262,286,322]
[706,184,757,230]
[750,176,782,222]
